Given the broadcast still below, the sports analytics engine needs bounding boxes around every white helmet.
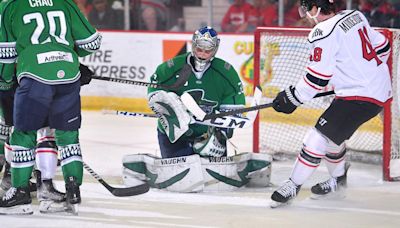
[191,26,220,71]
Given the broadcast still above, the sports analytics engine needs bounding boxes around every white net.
[254,28,400,181]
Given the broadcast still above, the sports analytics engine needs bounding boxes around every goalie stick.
[83,162,150,197]
[182,90,335,121]
[103,87,263,129]
[93,64,192,90]
[103,109,252,129]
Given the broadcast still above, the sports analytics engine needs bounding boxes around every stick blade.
[181,92,206,120]
[111,183,150,197]
[163,64,192,90]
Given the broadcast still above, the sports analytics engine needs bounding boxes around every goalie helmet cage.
[253,27,400,181]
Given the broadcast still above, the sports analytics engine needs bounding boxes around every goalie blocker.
[122,152,272,192]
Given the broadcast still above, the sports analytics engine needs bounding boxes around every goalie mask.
[191,26,220,72]
[299,0,337,21]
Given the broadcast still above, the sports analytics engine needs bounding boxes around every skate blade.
[270,200,292,208]
[310,190,346,200]
[0,204,33,215]
[39,201,68,214]
[65,203,79,216]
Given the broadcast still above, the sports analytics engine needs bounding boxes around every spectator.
[283,0,301,26]
[221,0,253,33]
[169,17,186,31]
[131,0,168,31]
[74,0,93,18]
[88,0,124,30]
[247,0,276,31]
[393,0,400,28]
[266,0,301,27]
[358,0,397,28]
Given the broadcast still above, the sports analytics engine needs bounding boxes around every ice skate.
[310,162,351,200]
[65,176,81,215]
[36,171,66,213]
[0,186,33,215]
[270,179,301,208]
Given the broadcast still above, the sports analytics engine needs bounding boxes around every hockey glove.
[273,86,303,114]
[148,91,192,143]
[79,64,94,86]
[193,127,227,157]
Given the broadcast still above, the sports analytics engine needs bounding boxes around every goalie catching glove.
[273,86,303,114]
[148,91,192,143]
[193,127,227,157]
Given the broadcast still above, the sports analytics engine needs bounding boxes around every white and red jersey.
[295,10,392,106]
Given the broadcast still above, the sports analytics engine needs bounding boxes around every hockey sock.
[36,141,58,180]
[55,130,83,185]
[290,150,321,185]
[0,123,12,164]
[324,142,347,177]
[290,128,327,185]
[9,130,36,188]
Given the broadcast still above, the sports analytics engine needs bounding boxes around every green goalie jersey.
[148,53,246,139]
[0,0,101,84]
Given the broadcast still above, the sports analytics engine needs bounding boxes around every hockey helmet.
[299,0,337,16]
[191,26,220,71]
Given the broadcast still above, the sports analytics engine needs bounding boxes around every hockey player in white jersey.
[270,0,391,207]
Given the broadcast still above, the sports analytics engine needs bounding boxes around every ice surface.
[1,111,400,228]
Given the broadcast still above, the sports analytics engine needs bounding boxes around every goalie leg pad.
[201,152,272,191]
[123,153,204,193]
[246,153,273,187]
[149,91,192,143]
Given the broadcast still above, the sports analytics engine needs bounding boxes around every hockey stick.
[103,110,157,118]
[93,64,192,90]
[102,87,263,129]
[83,162,150,197]
[182,90,335,121]
[103,109,253,129]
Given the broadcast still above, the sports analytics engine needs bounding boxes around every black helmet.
[300,0,338,14]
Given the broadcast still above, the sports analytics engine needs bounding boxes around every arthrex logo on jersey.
[37,51,73,64]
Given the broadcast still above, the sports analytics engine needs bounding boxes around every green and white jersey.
[148,53,246,139]
[0,0,15,91]
[0,0,101,84]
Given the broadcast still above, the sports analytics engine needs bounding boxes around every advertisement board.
[80,31,254,111]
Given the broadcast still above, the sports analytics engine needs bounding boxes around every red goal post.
[253,27,400,181]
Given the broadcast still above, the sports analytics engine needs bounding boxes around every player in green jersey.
[0,0,101,215]
[124,27,273,193]
[148,26,246,159]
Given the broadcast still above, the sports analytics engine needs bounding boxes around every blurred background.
[75,0,400,33]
